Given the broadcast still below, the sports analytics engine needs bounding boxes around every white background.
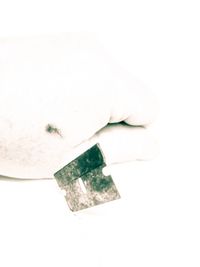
[0,1,200,266]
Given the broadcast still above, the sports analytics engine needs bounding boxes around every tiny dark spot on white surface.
[45,124,63,137]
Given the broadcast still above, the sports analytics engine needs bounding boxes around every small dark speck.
[45,124,63,137]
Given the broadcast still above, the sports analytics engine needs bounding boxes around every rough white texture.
[0,33,157,178]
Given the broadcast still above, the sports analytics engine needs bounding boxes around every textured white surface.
[0,34,157,178]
